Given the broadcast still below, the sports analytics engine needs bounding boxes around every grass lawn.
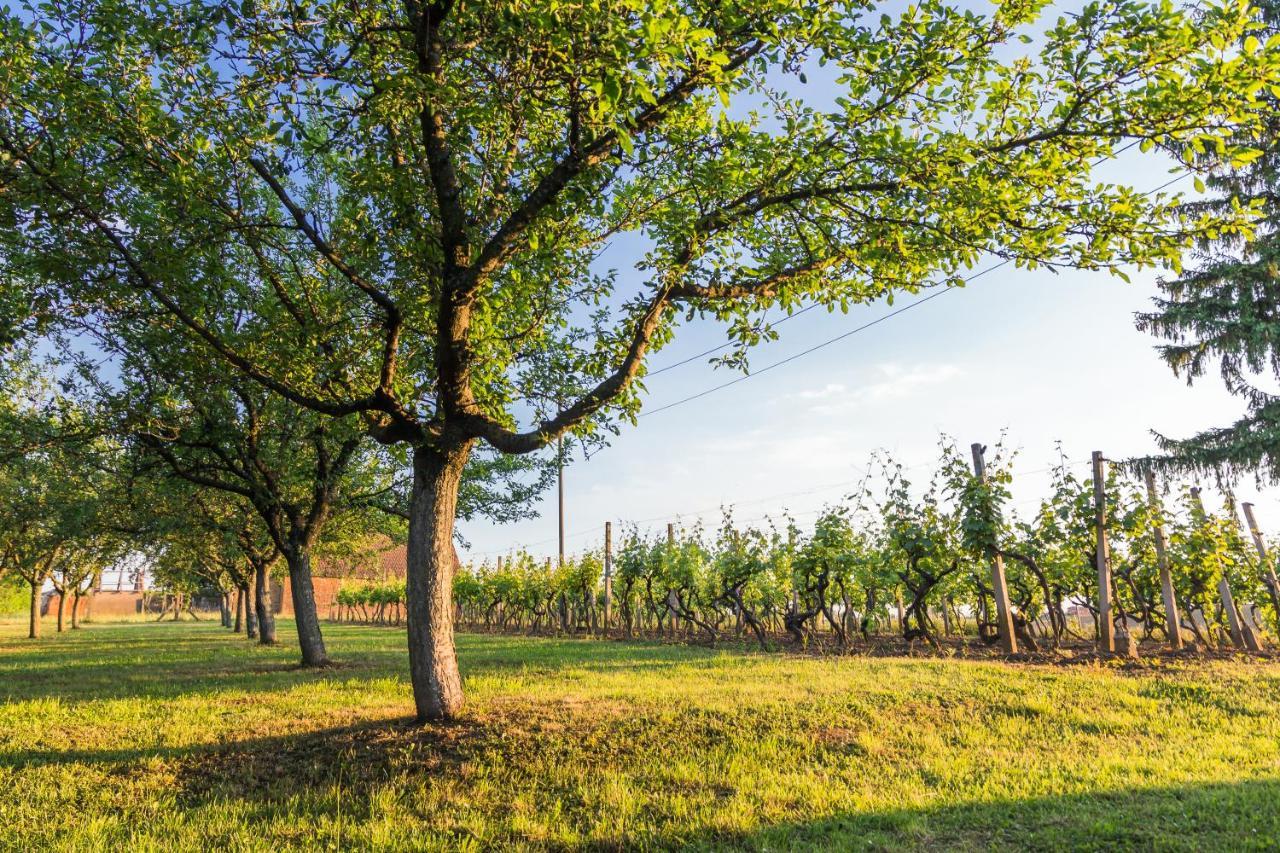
[1,619,1278,851]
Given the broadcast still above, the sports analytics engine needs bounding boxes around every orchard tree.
[130,378,385,665]
[0,354,117,638]
[0,0,1276,718]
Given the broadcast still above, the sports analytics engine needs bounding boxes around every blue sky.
[458,148,1279,560]
[447,0,1280,560]
[454,1,1280,561]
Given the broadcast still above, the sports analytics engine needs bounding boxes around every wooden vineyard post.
[1241,502,1280,636]
[1224,496,1265,651]
[1091,452,1117,654]
[1217,576,1252,650]
[1144,471,1183,650]
[971,443,1017,654]
[1188,488,1253,650]
[495,556,503,629]
[603,522,613,637]
[666,523,678,637]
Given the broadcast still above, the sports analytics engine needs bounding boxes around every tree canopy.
[0,0,1276,718]
[1136,0,1280,485]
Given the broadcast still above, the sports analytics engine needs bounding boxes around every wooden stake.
[1092,452,1116,654]
[1224,495,1265,651]
[971,443,1017,654]
[1189,488,1254,650]
[1241,502,1280,636]
[1217,576,1251,649]
[1144,471,1183,650]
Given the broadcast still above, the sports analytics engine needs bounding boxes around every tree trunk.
[56,590,67,633]
[234,587,244,633]
[28,580,40,639]
[244,586,258,639]
[283,549,327,665]
[254,562,277,646]
[405,442,471,722]
[71,590,82,629]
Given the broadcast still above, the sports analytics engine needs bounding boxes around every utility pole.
[557,436,565,568]
[603,522,613,635]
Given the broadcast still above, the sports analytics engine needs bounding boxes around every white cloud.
[783,362,964,416]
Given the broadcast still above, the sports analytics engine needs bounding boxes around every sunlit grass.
[2,619,1278,850]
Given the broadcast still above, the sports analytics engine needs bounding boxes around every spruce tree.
[1137,4,1280,484]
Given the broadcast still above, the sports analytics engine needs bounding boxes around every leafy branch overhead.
[0,0,1274,454]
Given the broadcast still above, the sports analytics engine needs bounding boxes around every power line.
[640,169,1190,418]
[647,304,821,376]
[640,265,1001,417]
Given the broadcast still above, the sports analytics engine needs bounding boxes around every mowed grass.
[1,620,1279,851]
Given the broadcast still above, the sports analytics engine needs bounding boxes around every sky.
[451,1,1280,562]
[54,0,1280,579]
[456,152,1280,561]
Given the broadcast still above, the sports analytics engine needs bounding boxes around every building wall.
[41,590,147,620]
[275,544,407,619]
[276,575,346,620]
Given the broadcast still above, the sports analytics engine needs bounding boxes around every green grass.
[2,619,1279,851]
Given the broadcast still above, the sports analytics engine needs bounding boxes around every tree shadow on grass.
[710,777,1280,851]
[0,622,724,706]
[8,703,1279,850]
[123,727,1280,850]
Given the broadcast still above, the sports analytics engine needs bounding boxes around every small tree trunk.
[71,589,82,629]
[405,442,471,722]
[244,586,258,639]
[56,590,67,633]
[282,548,328,666]
[234,587,244,633]
[254,562,277,646]
[28,580,40,640]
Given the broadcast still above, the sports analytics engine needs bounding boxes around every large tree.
[1136,1,1280,484]
[0,361,117,639]
[129,375,385,665]
[0,0,1274,718]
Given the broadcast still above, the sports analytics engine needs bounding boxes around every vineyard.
[335,441,1280,659]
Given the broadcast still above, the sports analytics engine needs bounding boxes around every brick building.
[275,542,407,619]
[41,540,408,623]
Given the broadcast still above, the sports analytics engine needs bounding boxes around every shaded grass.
[1,619,1279,850]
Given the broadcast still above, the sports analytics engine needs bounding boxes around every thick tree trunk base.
[406,442,471,722]
[284,550,328,666]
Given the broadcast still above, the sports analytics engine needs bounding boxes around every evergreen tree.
[1137,4,1280,484]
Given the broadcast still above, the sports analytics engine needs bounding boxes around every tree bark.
[405,442,471,722]
[28,580,40,639]
[56,589,67,633]
[244,586,258,639]
[282,548,327,665]
[254,561,278,645]
[234,587,244,633]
